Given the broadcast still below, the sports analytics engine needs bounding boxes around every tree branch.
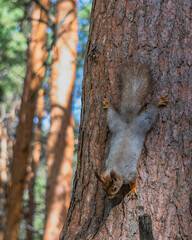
[33,0,56,23]
[27,17,48,25]
[56,9,75,33]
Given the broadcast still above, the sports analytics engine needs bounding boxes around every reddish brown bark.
[3,1,49,239]
[60,0,191,239]
[43,1,78,239]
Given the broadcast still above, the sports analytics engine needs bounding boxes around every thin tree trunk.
[0,102,19,239]
[27,89,44,240]
[0,125,8,191]
[0,124,8,240]
[60,0,191,239]
[3,1,49,239]
[43,1,78,239]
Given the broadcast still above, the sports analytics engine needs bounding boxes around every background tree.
[60,0,191,239]
[43,0,78,239]
[3,1,50,239]
[0,122,8,239]
[0,0,29,238]
[0,0,91,239]
[0,124,8,196]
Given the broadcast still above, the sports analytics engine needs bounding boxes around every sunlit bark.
[3,1,49,239]
[60,0,191,239]
[43,1,78,239]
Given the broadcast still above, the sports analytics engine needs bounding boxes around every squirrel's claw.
[128,190,137,200]
[103,98,109,109]
[158,94,168,107]
[128,181,137,200]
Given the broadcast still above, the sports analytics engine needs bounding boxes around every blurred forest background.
[0,0,92,239]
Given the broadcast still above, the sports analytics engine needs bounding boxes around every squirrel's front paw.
[128,181,137,200]
[103,98,109,109]
[158,94,168,107]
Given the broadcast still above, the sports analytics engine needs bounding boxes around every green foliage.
[33,160,46,239]
[19,188,29,240]
[0,0,29,104]
[76,1,92,69]
[19,160,46,240]
[78,2,92,20]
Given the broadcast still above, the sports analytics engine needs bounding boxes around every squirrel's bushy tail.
[118,63,150,121]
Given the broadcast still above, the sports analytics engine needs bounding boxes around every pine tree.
[60,0,191,239]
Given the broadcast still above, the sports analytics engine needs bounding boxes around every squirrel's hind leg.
[103,98,125,133]
[136,94,168,133]
[135,105,159,133]
[128,181,137,200]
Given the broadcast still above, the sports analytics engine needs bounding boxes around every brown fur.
[95,171,123,198]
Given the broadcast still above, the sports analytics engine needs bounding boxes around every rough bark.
[43,1,78,239]
[60,0,192,239]
[3,1,49,239]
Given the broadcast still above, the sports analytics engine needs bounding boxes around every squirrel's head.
[95,171,123,198]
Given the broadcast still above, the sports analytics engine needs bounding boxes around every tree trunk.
[3,1,49,239]
[0,125,8,191]
[43,1,78,239]
[60,0,191,239]
[0,123,8,240]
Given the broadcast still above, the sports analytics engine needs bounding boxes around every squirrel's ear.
[110,171,120,182]
[95,171,106,183]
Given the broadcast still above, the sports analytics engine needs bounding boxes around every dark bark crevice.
[139,214,154,240]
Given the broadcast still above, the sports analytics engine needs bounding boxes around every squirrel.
[95,63,168,199]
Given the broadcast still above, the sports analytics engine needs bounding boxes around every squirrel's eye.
[113,187,117,192]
